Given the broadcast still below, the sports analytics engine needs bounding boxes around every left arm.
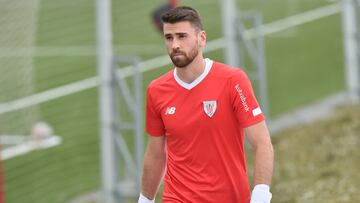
[245,120,273,185]
[245,120,274,202]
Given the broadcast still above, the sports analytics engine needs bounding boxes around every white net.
[0,0,40,136]
[0,0,100,202]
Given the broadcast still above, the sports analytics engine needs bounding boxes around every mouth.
[171,52,184,57]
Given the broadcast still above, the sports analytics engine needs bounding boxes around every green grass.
[36,0,95,46]
[4,89,100,203]
[246,104,360,203]
[1,0,347,202]
[266,14,344,115]
[34,56,97,92]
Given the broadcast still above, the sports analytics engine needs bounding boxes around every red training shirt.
[146,58,265,203]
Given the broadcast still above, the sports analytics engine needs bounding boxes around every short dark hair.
[161,6,203,31]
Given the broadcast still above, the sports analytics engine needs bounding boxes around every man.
[151,0,179,33]
[139,6,274,203]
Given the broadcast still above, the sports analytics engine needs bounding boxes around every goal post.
[96,0,143,202]
[342,0,360,103]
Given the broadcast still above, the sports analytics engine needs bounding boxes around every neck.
[175,55,205,84]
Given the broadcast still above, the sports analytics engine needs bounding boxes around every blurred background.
[0,0,359,202]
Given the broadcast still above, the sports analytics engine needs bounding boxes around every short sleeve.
[146,86,165,136]
[230,69,265,127]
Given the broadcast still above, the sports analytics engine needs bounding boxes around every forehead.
[163,21,197,35]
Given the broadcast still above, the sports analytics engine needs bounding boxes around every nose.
[171,38,180,50]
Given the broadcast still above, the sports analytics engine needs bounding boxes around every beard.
[169,45,199,68]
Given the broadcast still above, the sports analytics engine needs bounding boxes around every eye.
[178,34,187,39]
[165,35,173,41]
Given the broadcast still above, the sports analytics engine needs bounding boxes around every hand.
[250,184,272,203]
[138,193,155,203]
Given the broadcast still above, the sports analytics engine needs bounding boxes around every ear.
[199,30,206,47]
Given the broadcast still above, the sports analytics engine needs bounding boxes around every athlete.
[151,0,179,33]
[139,6,274,203]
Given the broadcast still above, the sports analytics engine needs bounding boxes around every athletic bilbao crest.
[203,101,217,117]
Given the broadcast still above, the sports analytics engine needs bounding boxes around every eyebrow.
[164,32,188,37]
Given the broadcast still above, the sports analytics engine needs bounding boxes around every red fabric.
[146,60,264,203]
[168,0,178,8]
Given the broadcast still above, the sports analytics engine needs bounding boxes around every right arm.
[141,135,167,200]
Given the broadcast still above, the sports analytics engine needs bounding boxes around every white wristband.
[250,184,272,203]
[138,193,155,203]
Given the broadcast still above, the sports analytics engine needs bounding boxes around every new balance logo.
[165,107,176,115]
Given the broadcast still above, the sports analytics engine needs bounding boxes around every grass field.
[247,104,360,203]
[1,0,347,202]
